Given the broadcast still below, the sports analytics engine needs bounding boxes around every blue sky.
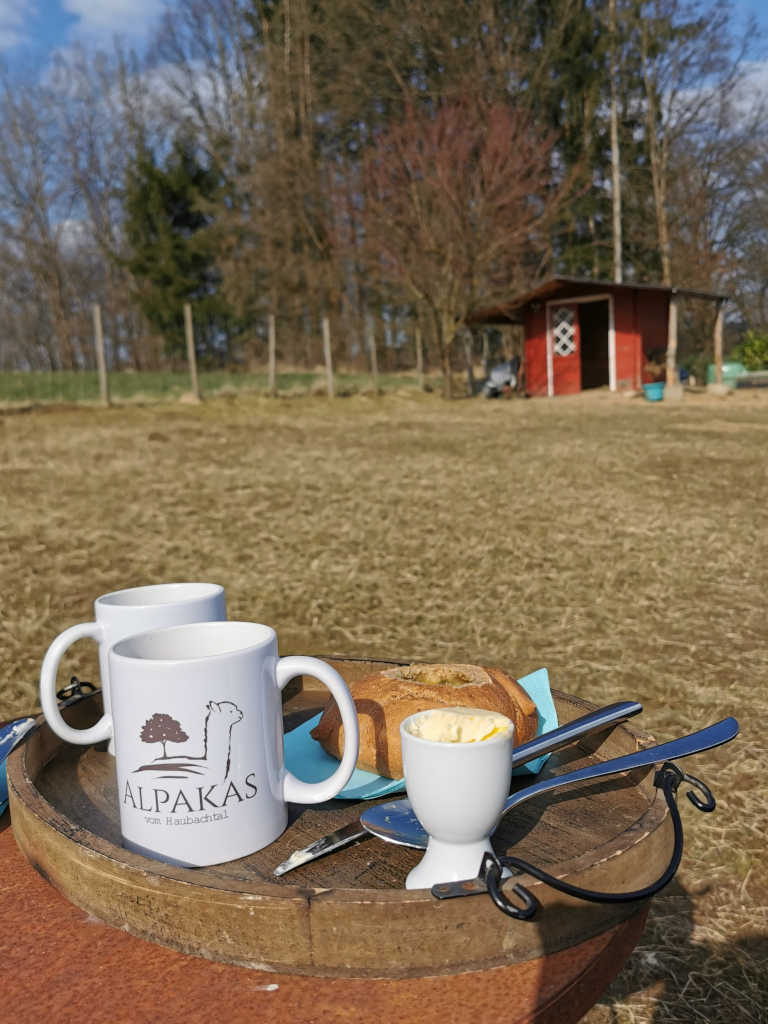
[0,0,167,66]
[1,0,766,71]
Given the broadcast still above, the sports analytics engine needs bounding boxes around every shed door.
[550,304,581,395]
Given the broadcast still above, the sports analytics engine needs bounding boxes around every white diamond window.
[552,308,576,357]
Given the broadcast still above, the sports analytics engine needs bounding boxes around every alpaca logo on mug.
[123,701,258,827]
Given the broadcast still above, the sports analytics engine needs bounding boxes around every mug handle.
[39,623,113,746]
[276,656,359,804]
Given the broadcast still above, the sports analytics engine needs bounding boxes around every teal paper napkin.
[511,667,557,775]
[283,666,557,801]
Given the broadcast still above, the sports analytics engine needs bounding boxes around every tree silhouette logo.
[140,713,189,760]
[133,702,244,780]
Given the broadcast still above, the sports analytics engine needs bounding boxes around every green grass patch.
[0,369,424,404]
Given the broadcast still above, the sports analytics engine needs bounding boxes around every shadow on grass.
[591,877,767,1023]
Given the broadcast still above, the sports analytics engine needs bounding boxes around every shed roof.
[468,276,729,325]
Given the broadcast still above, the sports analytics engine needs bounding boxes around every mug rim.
[400,708,514,748]
[111,620,276,664]
[96,582,224,610]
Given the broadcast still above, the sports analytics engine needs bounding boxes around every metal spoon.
[359,717,739,850]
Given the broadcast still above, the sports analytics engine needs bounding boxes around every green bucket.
[706,362,747,389]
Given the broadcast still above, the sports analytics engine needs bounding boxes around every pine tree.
[121,134,239,361]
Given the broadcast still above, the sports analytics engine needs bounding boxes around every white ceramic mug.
[107,621,359,867]
[400,709,515,889]
[39,583,227,754]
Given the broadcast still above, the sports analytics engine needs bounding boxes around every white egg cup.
[400,711,515,890]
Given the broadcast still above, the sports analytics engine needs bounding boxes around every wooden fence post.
[92,303,110,407]
[268,312,277,397]
[366,316,380,395]
[322,315,335,397]
[183,302,201,402]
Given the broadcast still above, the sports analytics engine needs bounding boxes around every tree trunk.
[50,273,75,370]
[588,213,600,278]
[322,314,334,397]
[415,324,425,390]
[609,0,623,284]
[713,301,725,386]
[641,22,671,285]
[482,331,491,378]
[665,293,683,399]
[655,155,672,285]
[441,349,453,399]
[366,315,380,395]
[464,331,475,396]
[438,312,455,399]
[268,311,277,396]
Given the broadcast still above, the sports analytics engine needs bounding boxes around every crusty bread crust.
[310,663,539,779]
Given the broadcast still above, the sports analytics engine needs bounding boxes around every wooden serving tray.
[7,658,669,981]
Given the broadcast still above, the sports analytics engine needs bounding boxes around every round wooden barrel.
[7,658,668,997]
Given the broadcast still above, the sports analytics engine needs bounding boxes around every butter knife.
[273,699,643,876]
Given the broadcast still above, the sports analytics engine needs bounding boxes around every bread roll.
[310,663,539,779]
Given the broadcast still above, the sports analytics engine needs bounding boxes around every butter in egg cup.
[400,707,515,890]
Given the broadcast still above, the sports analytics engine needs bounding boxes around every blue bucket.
[643,382,665,402]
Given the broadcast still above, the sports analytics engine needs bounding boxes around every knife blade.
[273,820,372,876]
[272,698,642,876]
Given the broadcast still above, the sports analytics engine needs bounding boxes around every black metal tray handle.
[480,761,716,920]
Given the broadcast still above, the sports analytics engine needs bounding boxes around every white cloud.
[58,217,90,255]
[62,0,165,39]
[0,0,33,50]
[739,60,768,101]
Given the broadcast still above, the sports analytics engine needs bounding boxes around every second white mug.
[39,582,227,754]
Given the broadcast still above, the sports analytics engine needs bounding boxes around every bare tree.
[0,73,79,368]
[356,96,567,396]
[730,140,768,331]
[54,47,155,369]
[636,0,755,285]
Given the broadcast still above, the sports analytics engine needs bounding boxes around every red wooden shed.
[470,277,728,397]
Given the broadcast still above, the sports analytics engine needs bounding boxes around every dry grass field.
[1,386,766,1021]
